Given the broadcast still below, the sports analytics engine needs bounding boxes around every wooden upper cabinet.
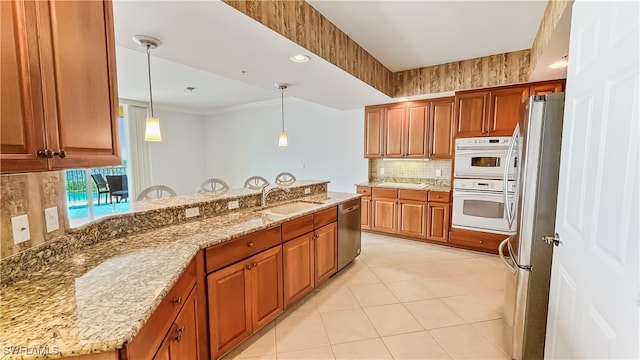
[405,101,429,158]
[383,105,404,157]
[488,86,529,136]
[429,97,454,159]
[1,0,120,174]
[364,106,384,158]
[454,91,490,138]
[530,80,565,96]
[1,0,48,173]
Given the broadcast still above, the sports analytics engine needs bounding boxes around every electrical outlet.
[185,207,200,218]
[11,214,30,244]
[304,187,311,194]
[45,206,59,233]
[228,200,239,210]
[380,167,385,175]
[435,169,442,177]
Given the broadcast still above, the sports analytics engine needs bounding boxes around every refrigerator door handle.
[498,238,517,274]
[503,124,519,226]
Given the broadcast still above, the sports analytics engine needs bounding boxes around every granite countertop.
[0,191,358,359]
[356,180,451,192]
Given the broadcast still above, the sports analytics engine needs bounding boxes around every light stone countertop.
[355,180,451,192]
[0,192,358,359]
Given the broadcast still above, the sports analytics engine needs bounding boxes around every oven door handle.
[503,124,519,226]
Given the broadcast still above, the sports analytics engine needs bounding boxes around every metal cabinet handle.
[54,149,66,158]
[173,325,185,342]
[246,264,253,270]
[173,296,182,305]
[247,242,254,247]
[38,149,53,158]
[252,262,257,267]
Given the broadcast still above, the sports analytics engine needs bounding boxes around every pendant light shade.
[134,35,163,142]
[276,83,289,147]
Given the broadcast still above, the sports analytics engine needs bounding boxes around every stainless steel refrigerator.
[499,93,566,360]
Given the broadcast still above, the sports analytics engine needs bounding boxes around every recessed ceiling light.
[549,55,569,69]
[290,55,310,63]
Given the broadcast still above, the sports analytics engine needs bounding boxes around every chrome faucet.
[261,184,290,207]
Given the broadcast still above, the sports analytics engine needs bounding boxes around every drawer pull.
[174,325,185,342]
[173,296,182,305]
[246,262,258,270]
[252,262,258,267]
[246,264,253,270]
[247,242,254,247]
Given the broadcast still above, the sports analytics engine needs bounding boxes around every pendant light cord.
[146,45,154,117]
[281,87,285,132]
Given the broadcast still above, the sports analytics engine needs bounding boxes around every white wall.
[204,100,367,192]
[148,109,207,195]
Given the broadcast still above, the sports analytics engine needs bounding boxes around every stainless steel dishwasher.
[337,198,362,270]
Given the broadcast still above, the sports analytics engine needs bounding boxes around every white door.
[545,1,639,359]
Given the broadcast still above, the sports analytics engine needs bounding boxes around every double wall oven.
[452,136,518,235]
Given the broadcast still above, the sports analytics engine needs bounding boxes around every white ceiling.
[112,0,558,114]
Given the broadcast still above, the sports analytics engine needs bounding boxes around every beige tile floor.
[223,232,510,360]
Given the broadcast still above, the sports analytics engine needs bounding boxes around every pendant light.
[276,83,289,147]
[133,35,163,142]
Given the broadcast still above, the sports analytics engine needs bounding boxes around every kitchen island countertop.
[0,192,359,359]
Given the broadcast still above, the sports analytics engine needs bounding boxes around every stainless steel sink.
[257,201,322,215]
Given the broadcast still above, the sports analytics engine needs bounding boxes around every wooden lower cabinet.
[427,202,450,242]
[207,245,283,359]
[372,198,397,233]
[398,199,427,239]
[283,233,314,308]
[314,222,338,285]
[153,288,200,360]
[360,196,371,230]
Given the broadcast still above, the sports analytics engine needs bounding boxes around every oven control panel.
[453,179,516,193]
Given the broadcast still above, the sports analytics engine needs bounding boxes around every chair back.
[137,185,177,201]
[275,172,296,186]
[243,176,269,190]
[91,174,108,191]
[106,175,128,192]
[197,178,230,194]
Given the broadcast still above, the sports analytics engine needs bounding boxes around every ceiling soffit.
[222,0,532,98]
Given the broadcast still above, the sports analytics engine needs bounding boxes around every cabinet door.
[361,196,371,230]
[371,198,397,234]
[283,234,314,309]
[384,105,405,157]
[427,202,450,243]
[314,222,337,286]
[364,106,384,158]
[530,81,564,96]
[36,0,121,169]
[405,102,428,158]
[170,289,200,360]
[454,91,489,138]
[207,262,252,357]
[249,246,283,330]
[153,337,171,360]
[0,0,48,173]
[429,98,454,159]
[398,200,427,239]
[488,86,529,136]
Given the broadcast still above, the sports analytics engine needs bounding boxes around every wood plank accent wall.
[223,1,533,98]
[223,0,394,96]
[529,0,572,77]
[394,49,531,97]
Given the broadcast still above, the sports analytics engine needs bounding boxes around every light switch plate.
[435,169,442,177]
[380,167,385,175]
[11,214,30,244]
[44,206,59,233]
[228,200,239,210]
[304,188,311,194]
[185,207,200,218]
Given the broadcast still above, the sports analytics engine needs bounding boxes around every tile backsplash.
[0,171,67,259]
[369,158,452,181]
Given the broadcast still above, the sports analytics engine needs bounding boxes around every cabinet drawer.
[126,254,199,360]
[206,226,281,273]
[449,228,506,253]
[282,214,314,242]
[428,191,450,203]
[398,189,427,201]
[372,188,398,199]
[356,186,372,195]
[314,207,337,228]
